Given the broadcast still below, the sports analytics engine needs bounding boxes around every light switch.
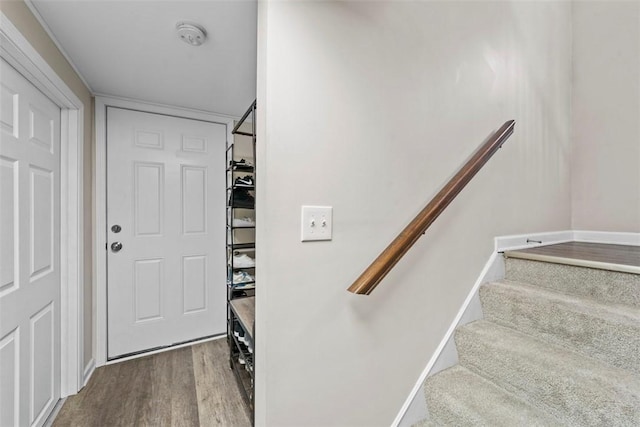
[301,206,332,242]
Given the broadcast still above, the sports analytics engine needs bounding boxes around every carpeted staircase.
[418,252,640,426]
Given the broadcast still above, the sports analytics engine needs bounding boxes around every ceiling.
[29,0,257,116]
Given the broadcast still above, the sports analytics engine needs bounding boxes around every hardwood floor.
[53,339,251,427]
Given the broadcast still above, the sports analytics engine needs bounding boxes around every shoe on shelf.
[229,188,254,208]
[234,323,245,339]
[232,217,255,227]
[233,271,254,284]
[229,198,254,209]
[241,333,253,350]
[238,353,246,365]
[233,200,254,209]
[234,175,254,186]
[234,187,254,196]
[232,290,248,298]
[230,159,254,169]
[233,253,255,268]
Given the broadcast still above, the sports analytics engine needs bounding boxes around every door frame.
[94,95,236,366]
[0,12,85,397]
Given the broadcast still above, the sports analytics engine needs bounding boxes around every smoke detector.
[176,22,207,46]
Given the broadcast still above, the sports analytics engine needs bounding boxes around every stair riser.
[505,258,640,308]
[455,324,640,426]
[480,284,640,374]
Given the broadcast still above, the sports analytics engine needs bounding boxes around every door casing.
[94,95,236,366]
[0,11,86,396]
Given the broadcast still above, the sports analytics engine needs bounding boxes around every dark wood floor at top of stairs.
[53,339,250,427]
[509,241,640,268]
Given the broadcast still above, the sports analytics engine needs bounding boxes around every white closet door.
[106,107,226,358]
[0,58,61,427]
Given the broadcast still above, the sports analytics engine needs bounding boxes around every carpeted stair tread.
[505,258,640,308]
[480,280,640,374]
[423,365,559,427]
[411,418,439,427]
[456,320,640,426]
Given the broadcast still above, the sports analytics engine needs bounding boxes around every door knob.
[111,224,122,233]
[111,242,123,252]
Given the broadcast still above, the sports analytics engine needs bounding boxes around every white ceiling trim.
[23,0,94,94]
[94,93,240,121]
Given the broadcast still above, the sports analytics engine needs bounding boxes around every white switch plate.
[301,206,332,241]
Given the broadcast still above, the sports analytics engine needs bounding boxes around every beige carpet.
[418,254,640,426]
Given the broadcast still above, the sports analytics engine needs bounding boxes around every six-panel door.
[106,107,226,358]
[0,58,61,427]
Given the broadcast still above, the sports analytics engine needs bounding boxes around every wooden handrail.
[347,120,516,295]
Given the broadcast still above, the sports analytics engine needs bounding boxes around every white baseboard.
[494,230,573,252]
[494,229,640,250]
[393,229,612,427]
[83,358,95,387]
[573,230,640,246]
[43,397,66,427]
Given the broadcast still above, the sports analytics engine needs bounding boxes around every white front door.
[0,58,61,427]
[106,107,226,359]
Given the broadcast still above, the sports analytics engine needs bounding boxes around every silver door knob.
[111,242,123,252]
[111,224,122,233]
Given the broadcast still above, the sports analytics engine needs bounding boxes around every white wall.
[572,1,640,232]
[256,1,572,425]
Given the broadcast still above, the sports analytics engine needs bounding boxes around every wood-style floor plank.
[53,339,249,427]
[148,346,199,427]
[168,347,200,427]
[192,340,251,426]
[53,360,124,427]
[119,357,154,427]
[510,242,640,267]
